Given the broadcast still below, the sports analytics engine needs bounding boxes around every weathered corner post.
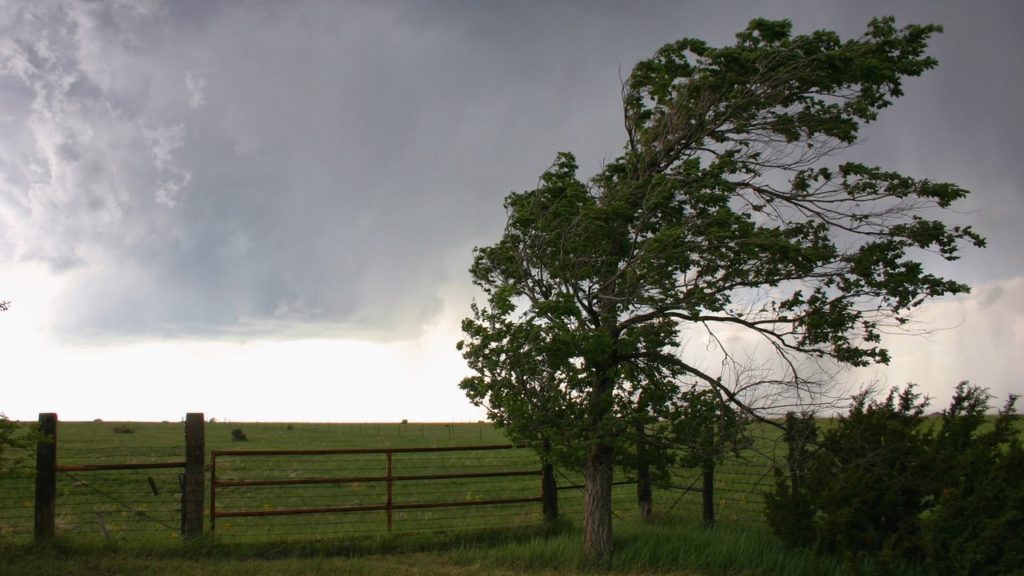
[181,412,205,538]
[34,412,57,541]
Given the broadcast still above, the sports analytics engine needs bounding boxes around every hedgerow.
[766,382,1022,574]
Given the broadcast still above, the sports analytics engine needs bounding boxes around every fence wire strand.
[1,422,789,544]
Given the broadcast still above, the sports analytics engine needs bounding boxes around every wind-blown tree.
[458,17,983,564]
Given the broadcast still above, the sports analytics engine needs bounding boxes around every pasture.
[1,419,779,543]
[1,419,859,575]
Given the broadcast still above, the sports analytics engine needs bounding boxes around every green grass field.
[2,419,868,575]
[0,420,780,544]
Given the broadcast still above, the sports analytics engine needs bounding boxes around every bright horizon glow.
[1,263,484,423]
[3,263,1021,423]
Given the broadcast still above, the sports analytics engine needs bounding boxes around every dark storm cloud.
[822,1,1024,283]
[1,1,1020,340]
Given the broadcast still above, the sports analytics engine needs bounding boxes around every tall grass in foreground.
[448,521,929,575]
[0,518,929,569]
[0,519,931,575]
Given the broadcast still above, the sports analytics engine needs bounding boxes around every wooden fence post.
[636,463,653,521]
[385,451,393,531]
[181,412,205,538]
[541,439,558,522]
[542,461,558,521]
[702,463,715,528]
[34,413,57,541]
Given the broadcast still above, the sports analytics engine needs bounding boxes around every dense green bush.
[766,382,1023,574]
[921,391,1024,575]
[764,412,819,548]
[0,416,21,473]
[0,414,43,478]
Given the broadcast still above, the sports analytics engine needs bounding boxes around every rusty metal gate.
[210,444,546,537]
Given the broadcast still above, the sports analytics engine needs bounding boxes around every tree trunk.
[584,443,615,568]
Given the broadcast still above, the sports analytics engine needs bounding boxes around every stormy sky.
[1,1,1021,421]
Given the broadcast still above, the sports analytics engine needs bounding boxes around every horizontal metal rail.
[214,496,543,519]
[211,443,517,457]
[57,461,186,472]
[214,469,538,488]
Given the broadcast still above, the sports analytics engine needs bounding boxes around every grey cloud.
[979,285,1005,310]
[2,0,1021,340]
[184,72,205,109]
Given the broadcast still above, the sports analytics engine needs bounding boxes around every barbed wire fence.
[0,448,34,539]
[0,418,787,545]
[554,427,784,527]
[51,445,186,542]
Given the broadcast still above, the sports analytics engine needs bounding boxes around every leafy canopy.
[459,17,983,469]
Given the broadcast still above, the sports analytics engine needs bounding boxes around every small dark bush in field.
[286,424,294,430]
[401,419,408,425]
[92,418,103,423]
[113,425,134,434]
[231,428,248,442]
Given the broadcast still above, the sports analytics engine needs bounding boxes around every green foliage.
[766,383,1023,573]
[670,387,749,469]
[765,412,819,548]
[231,428,248,442]
[921,391,1024,575]
[813,386,932,559]
[461,16,980,462]
[459,17,982,561]
[113,425,135,434]
[0,414,42,478]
